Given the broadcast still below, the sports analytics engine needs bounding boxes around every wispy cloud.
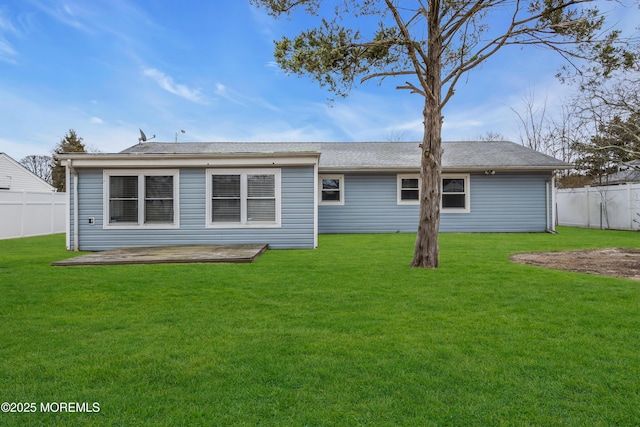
[27,0,161,50]
[214,83,245,106]
[143,68,207,104]
[0,11,18,64]
[326,93,424,141]
[0,10,17,33]
[28,0,90,33]
[214,82,281,112]
[90,116,104,124]
[0,39,17,64]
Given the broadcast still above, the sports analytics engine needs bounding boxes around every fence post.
[585,186,591,228]
[20,191,26,238]
[50,191,55,234]
[629,183,633,230]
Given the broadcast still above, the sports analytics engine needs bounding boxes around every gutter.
[56,152,321,168]
[318,166,570,173]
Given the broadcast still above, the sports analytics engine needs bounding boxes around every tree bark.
[411,0,443,268]
[411,100,443,268]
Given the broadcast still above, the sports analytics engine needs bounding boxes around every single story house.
[57,141,568,251]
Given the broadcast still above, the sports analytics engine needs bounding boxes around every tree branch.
[384,0,435,103]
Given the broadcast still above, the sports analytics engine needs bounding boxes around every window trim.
[441,174,470,213]
[103,169,180,229]
[397,174,420,205]
[396,173,470,213]
[318,174,344,206]
[206,168,282,228]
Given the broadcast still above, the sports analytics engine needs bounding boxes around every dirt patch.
[510,248,640,280]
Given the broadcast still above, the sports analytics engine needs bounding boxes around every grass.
[0,227,639,426]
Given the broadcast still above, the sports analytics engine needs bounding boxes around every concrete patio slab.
[52,244,268,266]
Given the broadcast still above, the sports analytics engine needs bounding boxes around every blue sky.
[0,0,637,161]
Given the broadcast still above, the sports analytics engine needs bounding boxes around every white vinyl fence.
[557,183,640,231]
[0,191,66,239]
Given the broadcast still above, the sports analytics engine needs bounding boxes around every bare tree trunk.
[411,2,443,269]
[411,100,443,268]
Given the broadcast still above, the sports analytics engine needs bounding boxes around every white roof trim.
[318,166,565,173]
[58,153,320,168]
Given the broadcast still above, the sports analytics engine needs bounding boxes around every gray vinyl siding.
[318,172,552,234]
[319,174,418,234]
[443,173,550,232]
[72,166,315,250]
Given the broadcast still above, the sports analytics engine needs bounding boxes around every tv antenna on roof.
[138,129,156,143]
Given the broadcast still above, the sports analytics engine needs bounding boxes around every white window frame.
[397,174,420,205]
[103,169,180,229]
[206,168,281,228]
[396,173,470,213]
[441,174,470,213]
[318,174,344,205]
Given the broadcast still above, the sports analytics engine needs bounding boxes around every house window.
[211,174,241,222]
[319,175,344,205]
[442,177,467,209]
[104,170,179,228]
[109,175,138,223]
[398,175,420,204]
[145,175,175,223]
[397,173,470,212]
[207,169,281,228]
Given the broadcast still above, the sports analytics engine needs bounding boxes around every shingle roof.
[599,159,640,184]
[120,141,569,171]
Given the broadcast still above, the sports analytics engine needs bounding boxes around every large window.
[397,174,470,212]
[104,170,179,228]
[207,169,281,228]
[319,175,344,205]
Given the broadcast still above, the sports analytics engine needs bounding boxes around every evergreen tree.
[52,129,86,192]
[573,112,640,183]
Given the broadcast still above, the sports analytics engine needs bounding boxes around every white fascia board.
[443,166,568,173]
[59,153,320,168]
[319,166,566,174]
[318,167,421,174]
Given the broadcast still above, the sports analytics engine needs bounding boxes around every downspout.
[551,174,557,233]
[545,175,558,234]
[67,159,79,251]
[313,161,318,248]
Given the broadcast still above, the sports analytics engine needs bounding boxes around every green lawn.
[1,228,639,426]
